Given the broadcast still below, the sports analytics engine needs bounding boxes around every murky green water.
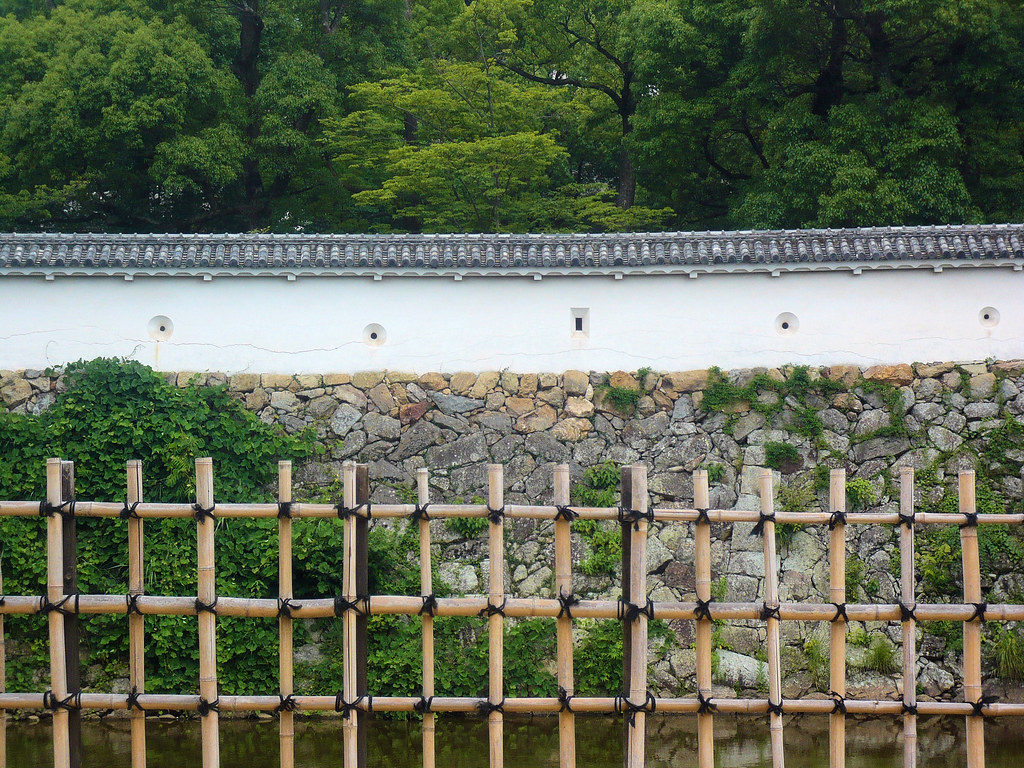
[6,714,1023,767]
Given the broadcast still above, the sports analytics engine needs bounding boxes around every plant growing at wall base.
[764,442,801,472]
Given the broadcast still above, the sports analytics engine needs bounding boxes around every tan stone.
[352,371,385,389]
[961,363,988,375]
[1,377,32,405]
[863,364,914,387]
[562,370,590,396]
[992,360,1024,374]
[386,371,418,384]
[914,362,955,378]
[390,383,410,406]
[832,393,862,413]
[419,372,447,391]
[400,401,430,425]
[721,400,750,414]
[470,371,500,399]
[553,418,592,442]
[500,371,520,394]
[608,370,638,390]
[564,396,595,418]
[323,373,352,386]
[515,405,556,433]
[506,397,536,416]
[661,370,709,393]
[262,373,295,390]
[826,365,861,387]
[177,371,200,387]
[520,374,539,395]
[295,374,322,390]
[335,384,368,408]
[449,372,477,395]
[970,373,997,399]
[368,383,396,412]
[537,387,565,407]
[637,395,657,416]
[538,373,558,389]
[229,373,260,392]
[245,389,269,411]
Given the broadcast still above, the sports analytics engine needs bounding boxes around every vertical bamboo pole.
[278,461,295,768]
[760,469,784,768]
[900,467,917,768]
[46,457,70,768]
[554,464,576,768]
[196,458,219,768]
[960,471,984,768]
[127,460,146,768]
[342,461,359,767]
[60,461,81,768]
[626,466,649,768]
[487,464,505,768]
[417,468,435,768]
[694,470,714,768]
[0,542,5,768]
[828,470,846,768]
[620,467,633,768]
[354,465,370,768]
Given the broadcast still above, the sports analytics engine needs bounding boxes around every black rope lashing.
[194,597,218,615]
[120,501,141,520]
[557,592,580,619]
[694,598,714,622]
[419,595,438,617]
[336,503,372,520]
[0,596,5,608]
[333,595,370,617]
[831,603,848,623]
[192,503,216,522]
[960,511,979,529]
[554,505,578,522]
[970,695,999,718]
[43,691,81,711]
[901,702,917,716]
[558,686,575,713]
[126,686,146,712]
[125,593,143,616]
[751,510,775,536]
[277,598,302,618]
[478,599,507,618]
[899,602,917,622]
[897,510,915,529]
[410,503,431,522]
[197,697,220,717]
[39,500,75,518]
[275,694,298,713]
[487,505,505,524]
[766,699,784,716]
[617,598,655,623]
[969,602,987,623]
[414,696,434,715]
[39,594,79,616]
[617,507,654,530]
[829,691,847,714]
[759,602,781,621]
[477,699,505,716]
[616,692,656,728]
[695,507,711,525]
[828,510,847,530]
[277,502,293,520]
[697,692,717,714]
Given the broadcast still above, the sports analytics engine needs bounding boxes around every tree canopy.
[0,0,1020,232]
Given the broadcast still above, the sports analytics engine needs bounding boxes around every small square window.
[571,308,589,339]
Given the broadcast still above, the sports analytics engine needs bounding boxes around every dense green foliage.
[0,0,1021,232]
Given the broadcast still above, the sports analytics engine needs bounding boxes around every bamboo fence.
[0,458,1019,768]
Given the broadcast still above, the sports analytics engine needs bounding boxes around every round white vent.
[363,323,386,347]
[979,307,999,328]
[148,315,173,341]
[775,312,799,336]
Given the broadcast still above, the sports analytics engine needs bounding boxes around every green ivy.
[764,442,800,471]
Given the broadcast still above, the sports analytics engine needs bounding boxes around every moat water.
[7,714,1024,766]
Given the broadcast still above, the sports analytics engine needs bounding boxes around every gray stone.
[430,391,485,415]
[714,650,768,689]
[426,433,488,468]
[363,412,401,440]
[964,401,999,419]
[911,402,943,422]
[854,408,891,436]
[928,426,963,452]
[851,436,910,462]
[525,431,571,462]
[329,404,362,437]
[270,390,299,411]
[394,420,443,459]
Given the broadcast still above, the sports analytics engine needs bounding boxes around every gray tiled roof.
[1,224,1022,275]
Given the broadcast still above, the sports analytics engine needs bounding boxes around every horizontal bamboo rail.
[0,460,1015,768]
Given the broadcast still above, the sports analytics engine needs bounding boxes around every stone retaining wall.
[4,359,1024,702]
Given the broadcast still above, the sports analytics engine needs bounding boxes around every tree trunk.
[616,77,637,209]
[229,1,265,229]
[811,10,847,118]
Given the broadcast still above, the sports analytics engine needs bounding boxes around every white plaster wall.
[0,268,1021,373]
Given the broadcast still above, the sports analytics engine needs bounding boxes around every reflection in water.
[7,714,1023,767]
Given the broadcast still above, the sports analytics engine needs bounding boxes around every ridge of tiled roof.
[1,224,1022,275]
